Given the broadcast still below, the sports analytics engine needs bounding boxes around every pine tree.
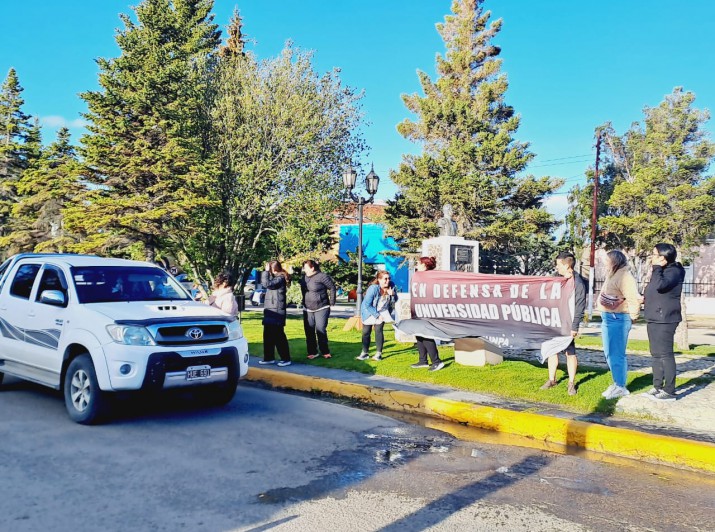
[0,68,34,249]
[0,128,85,253]
[65,0,221,261]
[385,0,561,274]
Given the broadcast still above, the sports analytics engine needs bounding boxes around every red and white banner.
[395,270,575,360]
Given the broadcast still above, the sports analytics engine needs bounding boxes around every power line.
[533,153,593,163]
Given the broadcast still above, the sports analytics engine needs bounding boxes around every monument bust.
[437,203,458,237]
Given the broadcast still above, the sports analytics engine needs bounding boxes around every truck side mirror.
[39,290,67,307]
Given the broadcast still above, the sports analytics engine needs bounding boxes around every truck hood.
[86,301,233,322]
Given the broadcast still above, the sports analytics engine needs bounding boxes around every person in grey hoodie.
[300,260,336,359]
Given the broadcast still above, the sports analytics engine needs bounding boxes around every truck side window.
[36,267,69,303]
[9,264,41,300]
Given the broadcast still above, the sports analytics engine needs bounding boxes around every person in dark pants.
[410,256,445,372]
[357,271,398,362]
[300,260,336,360]
[259,261,291,367]
[643,243,685,402]
[540,251,588,395]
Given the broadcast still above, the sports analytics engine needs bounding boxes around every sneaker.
[649,390,676,402]
[372,352,383,361]
[605,385,630,400]
[540,380,557,390]
[567,382,577,396]
[356,353,370,361]
[641,387,661,397]
[277,360,292,367]
[411,362,429,369]
[601,383,617,398]
[429,361,445,372]
[258,360,276,365]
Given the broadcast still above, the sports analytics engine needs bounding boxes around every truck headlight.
[106,324,156,346]
[227,319,243,340]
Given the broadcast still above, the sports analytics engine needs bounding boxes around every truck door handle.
[28,311,36,317]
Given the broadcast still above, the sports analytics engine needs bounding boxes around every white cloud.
[544,195,569,219]
[40,115,88,129]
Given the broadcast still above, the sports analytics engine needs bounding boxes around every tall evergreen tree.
[0,68,35,249]
[0,128,85,253]
[65,0,221,261]
[384,0,561,274]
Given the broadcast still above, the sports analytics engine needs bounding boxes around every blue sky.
[2,0,714,222]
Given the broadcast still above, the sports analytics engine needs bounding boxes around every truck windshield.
[71,266,191,303]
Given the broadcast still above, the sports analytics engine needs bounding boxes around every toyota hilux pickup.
[0,253,249,424]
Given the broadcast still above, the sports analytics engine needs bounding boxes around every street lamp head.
[365,164,379,196]
[343,165,357,190]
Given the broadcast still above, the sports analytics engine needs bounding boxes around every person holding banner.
[356,271,398,361]
[540,252,587,395]
[410,256,446,372]
[597,250,642,400]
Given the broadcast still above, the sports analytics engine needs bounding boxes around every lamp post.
[343,163,380,320]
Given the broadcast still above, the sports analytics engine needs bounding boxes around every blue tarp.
[338,223,409,292]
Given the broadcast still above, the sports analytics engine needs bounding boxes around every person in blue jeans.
[356,271,398,362]
[597,250,642,400]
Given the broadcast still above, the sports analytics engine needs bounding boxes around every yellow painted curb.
[246,367,715,473]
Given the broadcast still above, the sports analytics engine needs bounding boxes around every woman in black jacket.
[300,260,336,359]
[643,243,685,402]
[259,261,291,367]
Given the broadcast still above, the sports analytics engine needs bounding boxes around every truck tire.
[64,354,108,425]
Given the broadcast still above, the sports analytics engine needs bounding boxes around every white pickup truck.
[0,253,249,424]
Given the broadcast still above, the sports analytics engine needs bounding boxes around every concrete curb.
[245,367,715,474]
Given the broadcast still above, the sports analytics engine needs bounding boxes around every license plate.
[186,365,211,380]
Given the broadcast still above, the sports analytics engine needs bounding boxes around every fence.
[592,280,715,298]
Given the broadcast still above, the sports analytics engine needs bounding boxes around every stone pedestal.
[421,236,479,272]
[454,338,504,366]
[393,296,416,343]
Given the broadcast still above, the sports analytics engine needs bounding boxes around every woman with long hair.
[597,250,641,399]
[643,243,685,402]
[357,270,398,361]
[199,271,238,316]
[410,256,445,372]
[259,260,291,367]
[300,260,336,360]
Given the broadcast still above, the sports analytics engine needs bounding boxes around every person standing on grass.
[642,243,685,402]
[410,256,445,372]
[357,271,398,362]
[540,251,587,396]
[597,250,642,400]
[198,272,238,316]
[300,260,336,360]
[259,261,292,367]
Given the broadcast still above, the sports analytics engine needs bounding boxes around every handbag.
[599,292,624,310]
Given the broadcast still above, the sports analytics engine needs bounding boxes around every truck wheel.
[64,354,108,425]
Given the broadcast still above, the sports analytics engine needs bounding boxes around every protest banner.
[394,270,575,361]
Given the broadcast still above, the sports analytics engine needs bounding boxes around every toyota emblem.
[186,327,204,340]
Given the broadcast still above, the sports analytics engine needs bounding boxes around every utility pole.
[587,132,602,318]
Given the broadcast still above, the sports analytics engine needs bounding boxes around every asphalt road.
[1,376,714,531]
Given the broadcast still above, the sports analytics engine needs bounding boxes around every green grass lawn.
[240,314,710,415]
[575,335,715,356]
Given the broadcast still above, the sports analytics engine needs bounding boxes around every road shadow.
[377,454,552,531]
